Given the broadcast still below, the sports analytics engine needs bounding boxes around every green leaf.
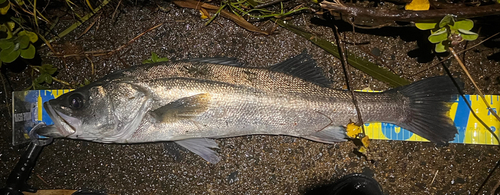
[142,59,153,64]
[84,78,91,85]
[18,31,38,43]
[34,76,43,84]
[0,0,9,15]
[151,52,158,62]
[157,57,169,62]
[458,28,477,35]
[460,31,479,41]
[435,41,447,53]
[0,45,20,63]
[439,15,454,28]
[143,52,169,64]
[20,44,35,59]
[17,35,30,49]
[40,64,58,75]
[0,39,13,49]
[35,73,52,84]
[6,21,15,30]
[0,0,7,5]
[428,28,448,43]
[453,19,474,31]
[33,82,48,90]
[431,27,447,35]
[78,78,91,87]
[415,22,437,30]
[43,74,53,83]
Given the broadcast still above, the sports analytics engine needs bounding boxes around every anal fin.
[175,138,220,164]
[303,126,348,144]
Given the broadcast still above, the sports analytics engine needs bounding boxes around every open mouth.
[42,101,79,138]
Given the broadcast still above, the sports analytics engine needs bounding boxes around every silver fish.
[41,52,460,163]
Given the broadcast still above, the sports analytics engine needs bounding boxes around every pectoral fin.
[151,93,211,123]
[175,138,220,164]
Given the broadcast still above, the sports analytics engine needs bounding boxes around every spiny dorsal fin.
[151,93,211,123]
[187,58,241,67]
[269,51,332,87]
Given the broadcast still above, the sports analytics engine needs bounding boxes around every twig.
[173,0,270,35]
[10,3,50,24]
[320,2,500,23]
[36,174,50,186]
[52,77,71,86]
[430,170,438,185]
[475,160,500,195]
[254,0,287,9]
[46,0,111,44]
[46,50,114,58]
[85,55,95,75]
[492,179,500,195]
[112,0,123,21]
[47,22,167,58]
[77,16,99,39]
[107,22,167,56]
[333,26,366,135]
[0,73,12,118]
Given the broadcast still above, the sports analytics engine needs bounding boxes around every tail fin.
[392,76,462,144]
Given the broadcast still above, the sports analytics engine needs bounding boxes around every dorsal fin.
[269,51,332,87]
[187,57,241,67]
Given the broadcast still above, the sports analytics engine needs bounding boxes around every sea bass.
[40,52,460,163]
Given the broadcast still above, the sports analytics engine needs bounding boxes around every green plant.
[0,0,39,67]
[0,29,37,65]
[142,52,169,64]
[78,78,91,87]
[29,64,57,89]
[225,0,308,19]
[416,15,478,53]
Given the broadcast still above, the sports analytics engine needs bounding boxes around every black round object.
[327,173,384,195]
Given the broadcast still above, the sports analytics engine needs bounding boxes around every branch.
[320,2,500,22]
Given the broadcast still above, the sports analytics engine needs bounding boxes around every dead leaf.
[405,0,430,11]
[200,8,210,19]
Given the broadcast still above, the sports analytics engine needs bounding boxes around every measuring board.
[12,90,500,145]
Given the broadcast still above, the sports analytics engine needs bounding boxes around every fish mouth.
[42,100,80,138]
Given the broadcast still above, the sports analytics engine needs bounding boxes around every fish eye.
[68,93,84,109]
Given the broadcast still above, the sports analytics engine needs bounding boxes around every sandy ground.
[1,1,500,194]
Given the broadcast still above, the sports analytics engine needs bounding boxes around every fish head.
[42,81,149,142]
[42,82,116,141]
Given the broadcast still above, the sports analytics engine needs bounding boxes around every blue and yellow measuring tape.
[13,90,500,145]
